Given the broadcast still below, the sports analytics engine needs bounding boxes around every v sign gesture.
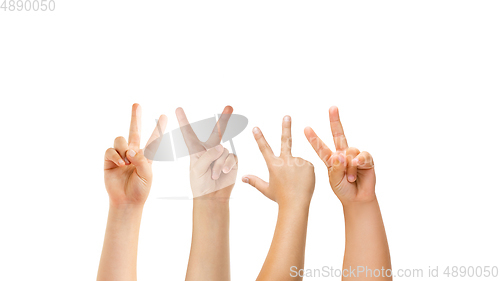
[304,106,376,206]
[98,104,167,281]
[243,116,315,281]
[243,116,315,208]
[175,106,238,199]
[179,106,237,281]
[104,103,167,207]
[305,108,392,280]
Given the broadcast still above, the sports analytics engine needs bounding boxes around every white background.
[1,1,499,280]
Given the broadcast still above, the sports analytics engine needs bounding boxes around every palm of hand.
[104,161,151,205]
[243,116,316,208]
[328,160,376,204]
[103,104,167,206]
[190,152,238,198]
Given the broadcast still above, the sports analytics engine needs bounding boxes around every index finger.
[329,106,348,151]
[304,126,334,167]
[252,127,275,164]
[128,103,142,151]
[175,107,201,152]
[206,105,233,147]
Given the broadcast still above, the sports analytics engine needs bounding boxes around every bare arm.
[305,106,391,281]
[97,205,143,281]
[343,200,391,280]
[243,116,315,281]
[186,198,231,280]
[97,104,167,281]
[257,204,310,280]
[176,106,237,281]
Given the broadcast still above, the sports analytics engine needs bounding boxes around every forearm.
[257,204,310,281]
[186,198,231,281]
[342,198,391,280]
[97,204,144,281]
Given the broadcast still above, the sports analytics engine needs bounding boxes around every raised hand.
[243,116,315,281]
[243,116,315,209]
[304,106,376,206]
[98,104,167,281]
[179,106,237,281]
[103,103,167,207]
[175,106,238,199]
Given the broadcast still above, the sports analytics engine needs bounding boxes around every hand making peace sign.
[103,104,167,207]
[304,106,376,205]
[243,116,315,208]
[175,106,238,199]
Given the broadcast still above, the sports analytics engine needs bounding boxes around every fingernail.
[243,177,249,183]
[352,159,359,166]
[223,167,229,173]
[252,127,260,134]
[118,159,125,166]
[348,175,355,182]
[216,145,223,152]
[124,157,130,164]
[128,150,136,158]
[284,116,291,122]
[212,172,218,180]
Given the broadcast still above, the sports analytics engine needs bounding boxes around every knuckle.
[347,147,360,154]
[362,151,373,160]
[105,148,116,156]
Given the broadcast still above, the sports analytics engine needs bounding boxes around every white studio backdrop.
[1,1,499,280]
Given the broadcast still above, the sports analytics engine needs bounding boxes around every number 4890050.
[1,0,56,11]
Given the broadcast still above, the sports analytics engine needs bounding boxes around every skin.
[304,106,392,280]
[243,116,315,281]
[97,104,167,281]
[176,106,237,281]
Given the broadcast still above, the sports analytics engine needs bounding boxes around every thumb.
[126,149,151,180]
[192,145,224,175]
[242,175,270,198]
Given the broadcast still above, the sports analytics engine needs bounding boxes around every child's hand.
[304,106,376,206]
[104,104,167,207]
[175,106,238,199]
[243,116,315,209]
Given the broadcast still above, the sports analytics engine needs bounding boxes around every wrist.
[192,197,230,228]
[107,203,144,228]
[278,200,310,214]
[342,198,379,214]
[193,192,231,205]
[193,197,230,212]
[109,202,144,215]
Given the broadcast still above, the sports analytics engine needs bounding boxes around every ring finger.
[114,136,130,164]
